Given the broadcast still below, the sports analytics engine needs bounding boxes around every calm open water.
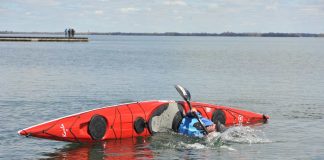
[0,35,324,159]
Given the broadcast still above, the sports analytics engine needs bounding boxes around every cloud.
[144,8,152,12]
[119,7,140,13]
[265,1,279,11]
[208,3,220,10]
[175,16,183,20]
[298,4,324,16]
[164,0,187,6]
[0,7,6,13]
[94,10,104,15]
[24,0,61,7]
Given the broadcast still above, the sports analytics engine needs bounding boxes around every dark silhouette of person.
[67,29,71,38]
[71,29,75,38]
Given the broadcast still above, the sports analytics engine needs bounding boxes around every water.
[1,35,324,159]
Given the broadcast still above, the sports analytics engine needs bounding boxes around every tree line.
[89,32,324,37]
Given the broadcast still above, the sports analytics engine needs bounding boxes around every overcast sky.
[1,0,323,33]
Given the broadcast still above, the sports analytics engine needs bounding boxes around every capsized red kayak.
[18,100,269,142]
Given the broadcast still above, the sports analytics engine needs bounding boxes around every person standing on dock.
[71,29,75,38]
[64,29,68,37]
[67,29,71,38]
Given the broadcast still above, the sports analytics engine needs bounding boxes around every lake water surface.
[0,35,324,159]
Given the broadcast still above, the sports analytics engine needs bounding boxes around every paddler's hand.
[206,124,216,133]
[186,108,198,117]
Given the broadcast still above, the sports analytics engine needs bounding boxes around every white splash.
[185,143,208,149]
[206,131,222,143]
[220,145,237,151]
[220,126,271,144]
[157,126,270,151]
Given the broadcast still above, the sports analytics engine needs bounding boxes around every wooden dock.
[0,36,88,42]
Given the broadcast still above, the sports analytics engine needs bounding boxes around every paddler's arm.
[188,108,227,133]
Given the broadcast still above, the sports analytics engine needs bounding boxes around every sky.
[1,0,324,33]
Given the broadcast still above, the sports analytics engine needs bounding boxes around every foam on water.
[179,142,208,149]
[220,126,271,144]
[220,145,237,151]
[155,125,270,151]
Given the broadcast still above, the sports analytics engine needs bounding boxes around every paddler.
[178,108,227,137]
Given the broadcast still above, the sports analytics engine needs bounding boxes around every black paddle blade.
[174,85,191,102]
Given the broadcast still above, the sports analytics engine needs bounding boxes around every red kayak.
[18,100,269,142]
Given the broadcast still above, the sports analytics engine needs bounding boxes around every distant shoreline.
[1,31,323,37]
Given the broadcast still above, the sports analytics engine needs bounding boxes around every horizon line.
[1,31,324,34]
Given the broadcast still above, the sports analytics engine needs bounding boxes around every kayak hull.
[18,100,269,142]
